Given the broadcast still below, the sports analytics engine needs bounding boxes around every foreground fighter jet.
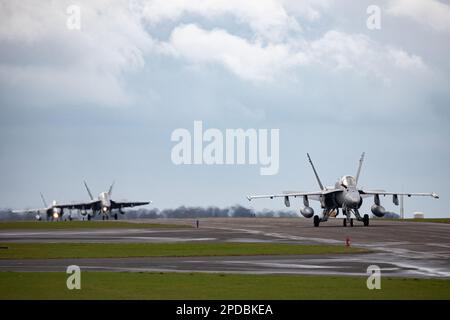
[13,193,70,221]
[54,181,151,220]
[247,153,439,227]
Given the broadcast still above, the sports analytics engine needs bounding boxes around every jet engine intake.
[300,206,314,218]
[371,204,386,217]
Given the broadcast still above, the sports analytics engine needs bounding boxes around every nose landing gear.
[343,209,368,227]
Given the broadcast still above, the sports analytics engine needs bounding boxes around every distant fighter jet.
[54,181,151,220]
[13,193,70,221]
[247,153,439,227]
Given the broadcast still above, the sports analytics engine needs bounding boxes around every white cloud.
[140,0,302,40]
[166,24,307,82]
[309,31,375,71]
[281,0,334,22]
[0,0,153,107]
[387,0,450,32]
[138,0,337,40]
[0,0,431,106]
[387,48,426,70]
[165,25,427,83]
[308,30,426,76]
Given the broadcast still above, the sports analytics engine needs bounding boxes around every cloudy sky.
[0,0,449,217]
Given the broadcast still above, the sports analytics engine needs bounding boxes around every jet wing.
[247,189,341,201]
[53,200,101,210]
[111,200,151,209]
[359,190,439,199]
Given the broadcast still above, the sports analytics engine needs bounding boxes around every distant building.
[413,212,425,219]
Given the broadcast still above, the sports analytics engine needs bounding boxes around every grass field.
[404,218,450,224]
[0,242,367,259]
[376,218,450,224]
[1,272,449,300]
[0,221,190,230]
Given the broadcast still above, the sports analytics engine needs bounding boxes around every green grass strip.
[0,221,190,230]
[0,272,449,300]
[404,218,450,224]
[0,242,367,259]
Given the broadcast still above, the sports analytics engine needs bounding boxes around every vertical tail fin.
[40,192,48,208]
[307,153,325,191]
[108,181,115,196]
[84,180,94,200]
[355,152,365,184]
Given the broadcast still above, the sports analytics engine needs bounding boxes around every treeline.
[0,206,400,221]
[0,205,299,221]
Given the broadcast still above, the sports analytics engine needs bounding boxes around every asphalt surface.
[1,218,450,278]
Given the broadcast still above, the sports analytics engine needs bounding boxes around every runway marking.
[1,255,448,278]
[0,229,198,238]
[111,237,216,242]
[207,227,343,245]
[200,226,450,278]
[2,220,450,278]
[427,243,450,249]
[226,238,275,243]
[208,226,450,260]
[223,261,348,269]
[67,266,368,276]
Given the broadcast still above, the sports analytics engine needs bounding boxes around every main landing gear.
[363,214,369,227]
[313,209,332,227]
[342,209,369,227]
[313,209,369,227]
[313,215,320,227]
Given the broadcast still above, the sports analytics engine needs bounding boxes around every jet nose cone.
[345,191,361,208]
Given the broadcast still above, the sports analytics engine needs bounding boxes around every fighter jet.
[13,193,71,221]
[54,181,151,220]
[247,153,439,227]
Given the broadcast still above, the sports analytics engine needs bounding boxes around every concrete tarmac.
[1,218,449,278]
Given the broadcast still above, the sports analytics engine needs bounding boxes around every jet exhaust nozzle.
[300,206,314,218]
[371,204,386,217]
